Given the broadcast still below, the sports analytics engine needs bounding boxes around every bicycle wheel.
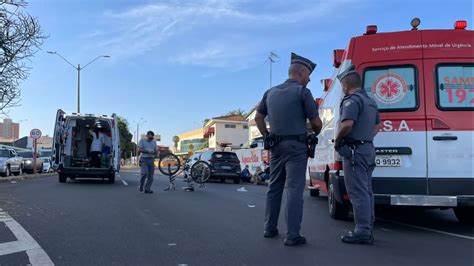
[190,161,211,184]
[158,154,181,176]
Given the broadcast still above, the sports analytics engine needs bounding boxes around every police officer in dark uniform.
[335,65,381,245]
[255,53,322,246]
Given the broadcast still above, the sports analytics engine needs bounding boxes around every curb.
[0,173,55,183]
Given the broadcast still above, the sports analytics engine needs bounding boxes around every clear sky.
[7,0,472,145]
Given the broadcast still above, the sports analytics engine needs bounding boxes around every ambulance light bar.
[365,25,377,35]
[455,20,467,30]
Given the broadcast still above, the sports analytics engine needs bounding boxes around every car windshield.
[212,152,238,161]
[43,158,50,163]
[41,151,52,157]
[19,152,34,158]
[0,150,9,157]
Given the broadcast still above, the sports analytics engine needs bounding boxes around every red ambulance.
[308,19,474,224]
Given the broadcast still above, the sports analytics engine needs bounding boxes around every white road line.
[0,209,54,265]
[380,218,474,241]
[121,180,128,186]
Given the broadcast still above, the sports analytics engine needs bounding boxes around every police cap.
[336,64,359,81]
[291,52,316,74]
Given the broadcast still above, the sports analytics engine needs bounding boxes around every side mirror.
[321,79,332,92]
[194,158,198,161]
[315,98,324,107]
[250,143,258,148]
[333,49,344,68]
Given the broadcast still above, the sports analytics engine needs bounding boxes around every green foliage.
[226,109,246,117]
[116,116,133,159]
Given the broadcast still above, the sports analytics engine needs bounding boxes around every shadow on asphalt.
[62,179,116,185]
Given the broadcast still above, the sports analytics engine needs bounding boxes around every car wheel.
[1,166,10,177]
[233,177,240,184]
[328,178,349,220]
[220,177,226,183]
[58,174,67,183]
[309,189,320,197]
[454,207,474,225]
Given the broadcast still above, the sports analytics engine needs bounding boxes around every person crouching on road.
[241,165,251,183]
[138,131,157,194]
[335,65,381,245]
[255,53,322,246]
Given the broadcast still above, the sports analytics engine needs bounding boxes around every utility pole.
[267,51,279,88]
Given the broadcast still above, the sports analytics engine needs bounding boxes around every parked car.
[42,157,53,173]
[0,148,24,177]
[18,151,43,174]
[199,151,241,184]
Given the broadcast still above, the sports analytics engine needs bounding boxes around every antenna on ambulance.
[266,51,280,88]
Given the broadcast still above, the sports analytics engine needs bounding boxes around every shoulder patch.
[344,100,352,107]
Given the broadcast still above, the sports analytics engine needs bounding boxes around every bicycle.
[158,153,211,191]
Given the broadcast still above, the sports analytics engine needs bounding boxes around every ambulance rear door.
[360,61,428,196]
[52,109,65,168]
[111,114,121,172]
[422,29,473,197]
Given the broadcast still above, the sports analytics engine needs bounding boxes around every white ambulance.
[52,110,121,183]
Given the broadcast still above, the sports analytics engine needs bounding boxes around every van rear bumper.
[374,195,474,207]
[58,166,115,178]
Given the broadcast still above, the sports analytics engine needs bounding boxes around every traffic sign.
[30,128,42,139]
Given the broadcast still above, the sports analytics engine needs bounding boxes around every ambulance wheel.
[454,207,474,224]
[309,189,320,197]
[108,174,115,184]
[59,174,67,183]
[328,179,349,220]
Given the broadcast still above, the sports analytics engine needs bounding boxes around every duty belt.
[278,135,308,142]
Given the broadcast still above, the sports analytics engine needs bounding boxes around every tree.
[226,109,246,117]
[0,0,46,113]
[116,116,133,159]
[172,136,180,152]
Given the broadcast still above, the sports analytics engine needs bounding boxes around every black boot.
[284,236,307,246]
[341,231,374,245]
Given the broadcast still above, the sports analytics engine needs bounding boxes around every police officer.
[255,53,322,246]
[335,65,381,245]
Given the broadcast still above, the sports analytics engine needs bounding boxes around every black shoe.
[284,236,307,246]
[144,190,154,194]
[139,187,144,192]
[264,230,279,238]
[341,231,374,245]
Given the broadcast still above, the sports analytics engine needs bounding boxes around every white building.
[204,115,249,150]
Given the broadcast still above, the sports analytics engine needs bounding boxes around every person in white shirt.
[90,128,105,168]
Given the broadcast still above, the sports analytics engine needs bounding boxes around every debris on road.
[247,204,256,208]
[168,243,177,246]
[237,187,248,192]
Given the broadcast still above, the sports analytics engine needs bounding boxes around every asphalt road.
[0,170,472,266]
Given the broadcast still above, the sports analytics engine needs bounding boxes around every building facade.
[13,135,53,150]
[177,128,207,154]
[0,119,20,143]
[203,115,249,150]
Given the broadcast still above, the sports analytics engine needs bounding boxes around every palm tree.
[172,136,180,152]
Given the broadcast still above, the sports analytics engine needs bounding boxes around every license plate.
[376,155,402,167]
[221,166,232,170]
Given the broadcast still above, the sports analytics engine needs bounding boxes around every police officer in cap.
[335,65,381,245]
[255,53,322,246]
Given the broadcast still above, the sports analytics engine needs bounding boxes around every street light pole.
[77,64,81,113]
[47,51,110,113]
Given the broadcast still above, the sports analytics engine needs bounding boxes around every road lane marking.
[380,218,474,241]
[0,209,54,265]
[121,180,128,186]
